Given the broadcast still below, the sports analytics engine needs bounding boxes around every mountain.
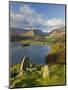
[10,28,48,36]
[33,29,48,36]
[49,27,65,38]
[10,26,65,37]
[10,28,31,35]
[10,27,65,42]
[20,30,34,36]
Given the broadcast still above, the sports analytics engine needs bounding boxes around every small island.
[21,43,31,47]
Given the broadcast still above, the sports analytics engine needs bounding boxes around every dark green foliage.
[46,53,58,64]
[46,41,65,64]
[10,64,20,78]
[11,72,18,78]
[46,51,65,64]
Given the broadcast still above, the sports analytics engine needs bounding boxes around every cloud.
[46,18,64,27]
[19,5,34,15]
[10,4,46,28]
[10,4,65,32]
[43,18,65,32]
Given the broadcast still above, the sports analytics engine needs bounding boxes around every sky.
[10,1,65,32]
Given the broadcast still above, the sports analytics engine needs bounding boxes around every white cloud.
[19,5,34,15]
[10,4,46,28]
[46,18,64,27]
[10,4,65,31]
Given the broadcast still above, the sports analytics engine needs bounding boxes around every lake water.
[10,42,50,65]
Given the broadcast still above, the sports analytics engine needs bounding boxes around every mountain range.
[10,27,65,37]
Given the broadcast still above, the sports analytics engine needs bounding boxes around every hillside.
[10,28,48,36]
[10,26,65,43]
[46,27,65,64]
[49,27,65,38]
[10,27,65,37]
[20,30,34,36]
[10,28,32,36]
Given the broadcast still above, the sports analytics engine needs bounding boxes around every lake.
[10,42,50,65]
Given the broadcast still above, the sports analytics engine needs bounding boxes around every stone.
[42,65,49,78]
[20,56,30,75]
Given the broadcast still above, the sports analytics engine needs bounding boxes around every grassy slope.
[10,64,65,88]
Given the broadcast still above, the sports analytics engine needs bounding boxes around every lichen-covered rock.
[42,65,49,78]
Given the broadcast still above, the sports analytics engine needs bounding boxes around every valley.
[10,26,66,88]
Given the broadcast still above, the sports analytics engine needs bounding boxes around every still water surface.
[11,42,50,65]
